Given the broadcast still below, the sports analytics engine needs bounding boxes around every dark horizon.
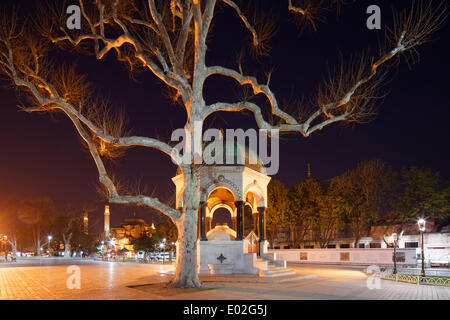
[0,0,449,234]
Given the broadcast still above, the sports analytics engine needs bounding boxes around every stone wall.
[268,248,417,266]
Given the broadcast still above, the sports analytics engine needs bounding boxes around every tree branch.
[222,0,259,46]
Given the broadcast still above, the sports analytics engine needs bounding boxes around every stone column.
[205,217,211,234]
[232,216,237,231]
[258,207,266,241]
[235,201,244,240]
[199,201,207,241]
[253,212,258,234]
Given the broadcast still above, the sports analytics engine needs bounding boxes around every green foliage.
[133,235,156,253]
[313,188,343,248]
[288,178,323,244]
[329,160,397,242]
[153,218,178,243]
[266,180,290,242]
[393,167,447,226]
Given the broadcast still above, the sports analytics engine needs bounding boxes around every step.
[266,266,288,272]
[260,269,297,278]
[264,267,294,274]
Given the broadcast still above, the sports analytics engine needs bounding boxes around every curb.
[201,274,318,284]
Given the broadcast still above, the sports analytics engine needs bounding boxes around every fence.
[382,273,450,287]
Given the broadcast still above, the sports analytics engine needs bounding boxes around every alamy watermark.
[367,5,381,30]
[65,4,383,37]
[171,123,280,175]
[366,265,391,290]
[66,265,81,290]
[66,5,81,30]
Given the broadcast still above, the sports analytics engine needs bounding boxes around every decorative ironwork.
[202,175,242,200]
[382,273,450,287]
[217,253,227,264]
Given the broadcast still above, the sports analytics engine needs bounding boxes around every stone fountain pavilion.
[172,140,287,275]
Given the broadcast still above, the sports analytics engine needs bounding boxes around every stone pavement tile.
[1,262,449,300]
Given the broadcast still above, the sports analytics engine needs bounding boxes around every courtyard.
[0,259,448,300]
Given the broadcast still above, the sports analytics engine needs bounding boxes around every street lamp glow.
[417,218,426,282]
[47,235,52,258]
[159,243,164,249]
[418,218,426,232]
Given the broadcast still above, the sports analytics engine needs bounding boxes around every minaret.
[83,212,89,235]
[104,205,110,239]
[307,163,311,178]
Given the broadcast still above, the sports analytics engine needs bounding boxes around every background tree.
[266,180,290,246]
[0,1,446,287]
[288,178,322,247]
[331,160,397,245]
[0,202,20,257]
[133,235,157,259]
[53,204,88,258]
[390,167,448,231]
[312,186,343,248]
[154,218,178,243]
[16,198,55,256]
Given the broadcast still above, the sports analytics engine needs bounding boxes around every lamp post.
[110,240,116,259]
[418,218,426,283]
[47,235,52,257]
[2,235,7,261]
[392,233,398,275]
[160,240,166,263]
[101,241,105,257]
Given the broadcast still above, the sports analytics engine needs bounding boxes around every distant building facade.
[110,215,156,255]
[271,220,450,266]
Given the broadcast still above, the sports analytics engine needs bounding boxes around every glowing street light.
[418,219,426,232]
[1,235,7,260]
[417,218,426,282]
[160,242,166,263]
[47,235,52,257]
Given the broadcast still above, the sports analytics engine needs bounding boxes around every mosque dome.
[120,216,147,226]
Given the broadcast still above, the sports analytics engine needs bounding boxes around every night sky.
[0,0,449,233]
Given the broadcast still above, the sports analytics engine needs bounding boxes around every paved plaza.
[0,259,448,300]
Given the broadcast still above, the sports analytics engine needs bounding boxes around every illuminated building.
[109,215,156,255]
[104,205,110,239]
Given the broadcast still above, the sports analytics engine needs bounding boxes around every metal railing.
[382,273,450,287]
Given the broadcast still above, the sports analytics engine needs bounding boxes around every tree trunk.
[170,165,202,288]
[36,224,41,256]
[64,244,71,259]
[172,210,201,288]
[10,239,17,258]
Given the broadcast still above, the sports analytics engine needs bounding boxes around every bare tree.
[0,1,446,287]
[55,210,80,259]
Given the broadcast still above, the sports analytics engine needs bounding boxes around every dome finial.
[307,163,311,178]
